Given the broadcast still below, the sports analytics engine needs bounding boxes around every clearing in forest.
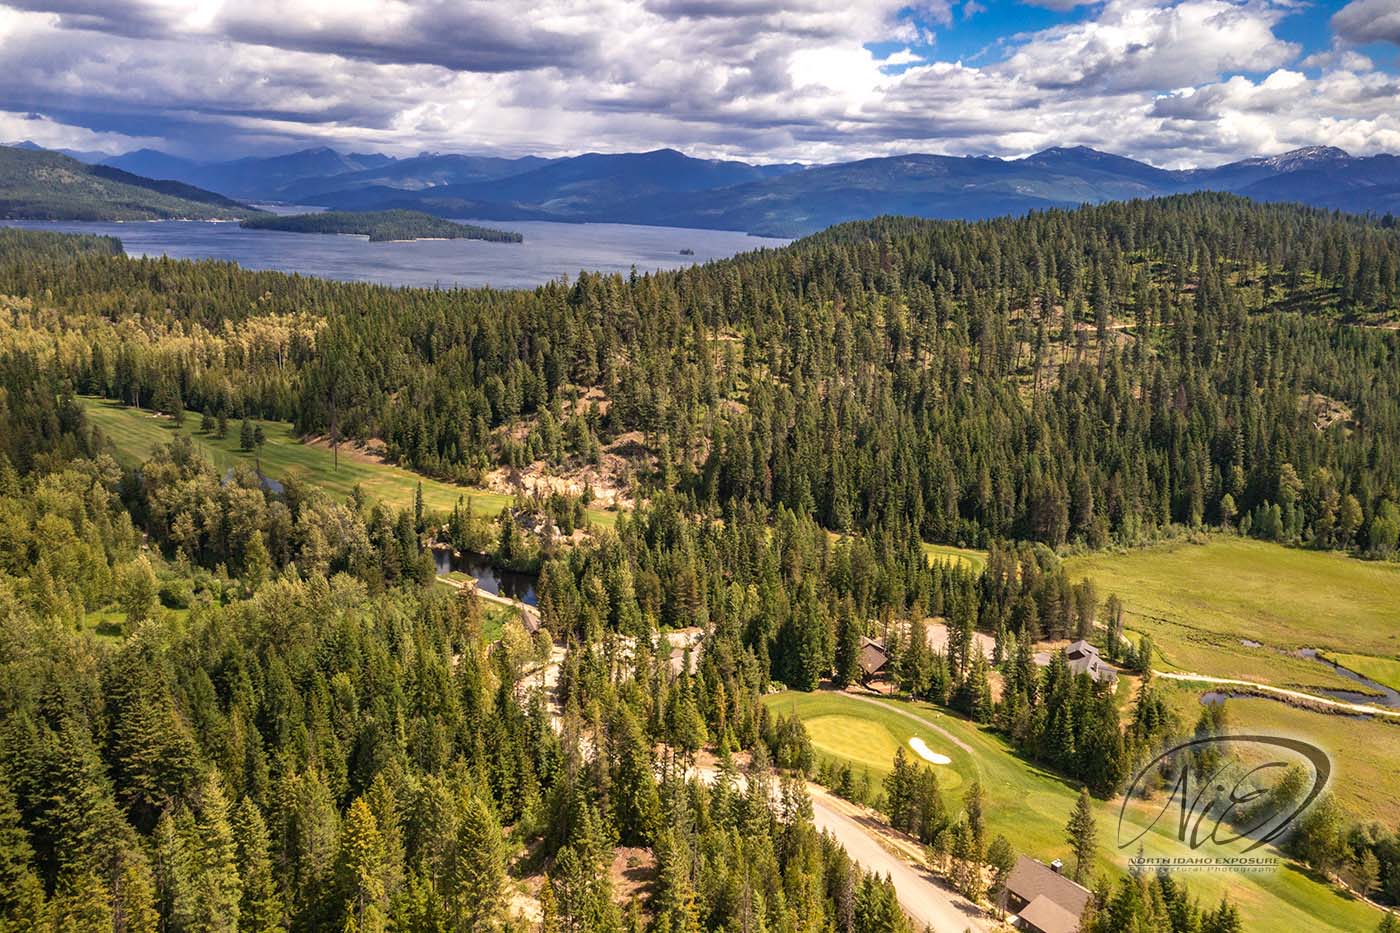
[79,396,616,526]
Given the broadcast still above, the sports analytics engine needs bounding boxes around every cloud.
[1332,0,1400,47]
[0,108,156,152]
[1021,0,1100,11]
[997,0,1298,94]
[0,0,1395,168]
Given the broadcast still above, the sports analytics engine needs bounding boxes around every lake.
[0,216,790,289]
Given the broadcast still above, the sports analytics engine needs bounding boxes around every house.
[858,636,889,683]
[1033,639,1118,685]
[665,627,705,676]
[1004,856,1091,933]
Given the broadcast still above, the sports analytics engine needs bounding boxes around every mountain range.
[0,145,258,221]
[6,140,1400,234]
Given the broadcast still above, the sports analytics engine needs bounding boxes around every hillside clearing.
[80,397,616,527]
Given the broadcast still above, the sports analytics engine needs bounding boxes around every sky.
[0,0,1398,168]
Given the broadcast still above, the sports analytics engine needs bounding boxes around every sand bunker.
[908,737,951,765]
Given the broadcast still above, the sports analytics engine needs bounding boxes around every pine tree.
[0,769,45,925]
[334,798,387,933]
[448,791,506,931]
[364,775,405,905]
[1202,895,1243,933]
[612,706,661,845]
[834,600,861,688]
[49,866,112,931]
[1066,788,1098,883]
[189,774,241,933]
[152,809,194,931]
[232,798,282,933]
[986,834,1015,919]
[654,828,701,933]
[963,780,985,848]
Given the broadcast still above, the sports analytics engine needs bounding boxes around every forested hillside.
[4,194,1399,556]
[240,210,522,243]
[0,146,258,221]
[3,196,1400,931]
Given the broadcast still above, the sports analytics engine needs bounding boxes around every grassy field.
[763,689,1383,933]
[920,542,987,573]
[1321,652,1400,692]
[1065,537,1400,693]
[81,397,615,526]
[1155,681,1400,826]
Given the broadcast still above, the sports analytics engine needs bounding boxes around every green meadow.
[763,689,1383,933]
[1153,680,1400,826]
[1065,537,1400,694]
[80,397,615,527]
[1321,652,1400,692]
[920,542,988,573]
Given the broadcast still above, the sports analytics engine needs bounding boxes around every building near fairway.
[1004,855,1091,933]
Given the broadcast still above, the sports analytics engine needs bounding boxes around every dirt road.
[1154,671,1400,719]
[693,764,988,932]
[807,784,990,932]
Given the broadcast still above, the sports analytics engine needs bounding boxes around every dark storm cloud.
[217,2,594,74]
[1332,0,1400,46]
[0,0,174,38]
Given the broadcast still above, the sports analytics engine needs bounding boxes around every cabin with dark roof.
[858,636,889,685]
[1004,856,1091,933]
[1033,640,1118,685]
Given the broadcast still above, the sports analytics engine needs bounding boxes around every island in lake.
[240,209,522,243]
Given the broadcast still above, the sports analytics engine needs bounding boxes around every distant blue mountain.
[8,139,109,164]
[102,146,398,201]
[60,141,1400,235]
[300,148,805,217]
[275,152,558,201]
[303,143,1400,235]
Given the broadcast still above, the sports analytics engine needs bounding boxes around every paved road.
[807,784,989,932]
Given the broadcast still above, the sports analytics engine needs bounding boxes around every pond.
[432,548,538,606]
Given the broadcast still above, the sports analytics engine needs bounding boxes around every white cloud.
[0,109,156,153]
[0,0,1395,167]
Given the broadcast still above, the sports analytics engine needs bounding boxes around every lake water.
[432,548,538,606]
[1,216,789,289]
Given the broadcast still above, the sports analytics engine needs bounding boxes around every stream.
[1295,648,1400,707]
[1200,647,1400,712]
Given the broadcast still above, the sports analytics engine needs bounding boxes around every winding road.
[840,690,976,753]
[1154,670,1400,719]
[807,784,990,932]
[694,764,988,932]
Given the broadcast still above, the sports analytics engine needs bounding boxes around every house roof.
[858,637,889,675]
[1018,893,1084,933]
[1032,644,1117,683]
[1068,652,1118,683]
[1006,856,1091,927]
